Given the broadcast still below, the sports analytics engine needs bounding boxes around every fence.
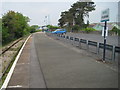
[46,33,120,61]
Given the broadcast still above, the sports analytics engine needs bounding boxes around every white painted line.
[17,63,29,65]
[8,85,22,88]
[0,35,31,90]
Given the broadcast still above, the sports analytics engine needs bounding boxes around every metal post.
[112,46,115,61]
[73,38,75,46]
[86,40,89,51]
[103,21,107,61]
[79,41,81,49]
[97,42,99,55]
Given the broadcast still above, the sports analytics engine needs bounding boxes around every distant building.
[92,23,103,31]
[79,0,92,2]
[89,22,120,31]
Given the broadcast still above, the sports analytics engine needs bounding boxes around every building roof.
[89,22,120,30]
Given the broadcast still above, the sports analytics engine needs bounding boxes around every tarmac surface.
[7,32,118,88]
[66,32,119,46]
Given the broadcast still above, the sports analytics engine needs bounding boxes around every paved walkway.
[8,36,31,88]
[7,32,118,88]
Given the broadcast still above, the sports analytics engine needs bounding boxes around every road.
[7,32,118,88]
[66,32,119,46]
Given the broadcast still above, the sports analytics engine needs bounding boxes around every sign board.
[101,8,109,22]
[102,27,108,36]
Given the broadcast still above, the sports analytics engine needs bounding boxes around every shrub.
[47,25,60,29]
[111,26,120,36]
[36,29,42,32]
[81,27,96,33]
[72,25,80,32]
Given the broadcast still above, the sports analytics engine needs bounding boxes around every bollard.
[73,38,75,46]
[97,43,99,54]
[79,41,81,49]
[86,40,89,51]
[112,46,115,61]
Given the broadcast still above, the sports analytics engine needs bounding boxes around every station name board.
[101,8,109,22]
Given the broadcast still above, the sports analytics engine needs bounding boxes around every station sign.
[101,8,109,22]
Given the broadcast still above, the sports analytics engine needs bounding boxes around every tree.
[0,18,1,31]
[71,2,95,27]
[0,18,2,45]
[58,1,96,31]
[58,11,73,28]
[2,10,30,44]
[29,25,39,33]
[46,25,59,30]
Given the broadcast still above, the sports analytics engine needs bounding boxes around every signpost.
[102,27,108,36]
[101,8,109,61]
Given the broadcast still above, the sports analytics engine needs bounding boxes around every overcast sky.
[1,0,119,26]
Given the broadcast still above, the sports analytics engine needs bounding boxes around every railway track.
[0,37,26,81]
[1,38,22,55]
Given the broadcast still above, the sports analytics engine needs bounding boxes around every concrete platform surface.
[7,32,118,88]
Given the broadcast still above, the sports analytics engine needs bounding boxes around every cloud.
[1,1,118,25]
[2,0,78,2]
[89,2,118,23]
[2,0,119,2]
[93,0,119,2]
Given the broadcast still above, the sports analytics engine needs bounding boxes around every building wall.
[93,24,103,31]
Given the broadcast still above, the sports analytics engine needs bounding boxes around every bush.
[72,25,80,32]
[81,27,96,33]
[47,25,60,29]
[2,11,30,44]
[36,29,42,32]
[111,26,120,36]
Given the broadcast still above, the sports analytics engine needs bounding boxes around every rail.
[1,38,22,55]
[0,37,25,81]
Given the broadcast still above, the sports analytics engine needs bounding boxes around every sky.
[1,0,119,26]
